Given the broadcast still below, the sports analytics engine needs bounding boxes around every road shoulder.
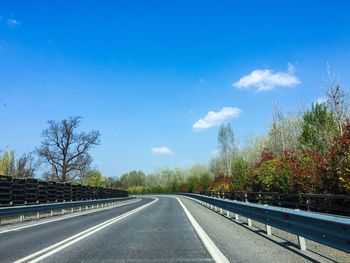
[179,196,348,263]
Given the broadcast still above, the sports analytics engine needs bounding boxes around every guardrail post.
[220,208,223,214]
[298,236,307,251]
[226,210,230,217]
[264,204,272,235]
[235,213,239,221]
[19,215,23,222]
[247,218,252,227]
[36,213,40,219]
[62,209,65,215]
[50,211,53,216]
[266,224,272,235]
[71,208,74,213]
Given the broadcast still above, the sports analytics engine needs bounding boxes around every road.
[0,196,347,262]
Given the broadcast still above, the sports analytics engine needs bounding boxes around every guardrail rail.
[0,196,135,224]
[180,193,350,253]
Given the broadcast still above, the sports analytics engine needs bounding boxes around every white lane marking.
[14,198,158,263]
[174,197,229,263]
[0,198,141,235]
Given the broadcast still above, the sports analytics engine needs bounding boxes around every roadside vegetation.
[1,71,349,195]
[124,73,350,195]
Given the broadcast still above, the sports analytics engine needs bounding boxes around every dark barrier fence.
[201,191,350,216]
[0,175,128,206]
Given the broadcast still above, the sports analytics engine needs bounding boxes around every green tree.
[231,157,249,191]
[83,170,106,187]
[0,150,15,176]
[120,170,146,188]
[299,103,339,154]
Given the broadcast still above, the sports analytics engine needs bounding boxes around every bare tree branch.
[37,116,101,182]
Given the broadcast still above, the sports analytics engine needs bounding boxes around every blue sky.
[1,1,350,177]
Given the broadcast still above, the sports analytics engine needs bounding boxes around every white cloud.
[233,63,300,92]
[8,19,21,26]
[193,107,241,130]
[151,146,173,155]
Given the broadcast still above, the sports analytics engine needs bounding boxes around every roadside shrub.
[251,149,323,193]
[210,173,232,192]
[326,120,350,193]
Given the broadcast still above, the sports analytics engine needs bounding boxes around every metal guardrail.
[203,191,350,216]
[181,193,350,253]
[0,197,135,222]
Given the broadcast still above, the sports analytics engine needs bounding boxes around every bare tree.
[16,152,39,178]
[76,154,93,183]
[267,104,302,155]
[218,123,235,176]
[38,116,100,182]
[325,65,349,135]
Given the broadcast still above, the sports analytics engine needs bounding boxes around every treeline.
[0,117,121,189]
[123,75,350,195]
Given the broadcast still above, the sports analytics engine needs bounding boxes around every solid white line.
[0,198,141,234]
[14,198,158,263]
[174,197,229,263]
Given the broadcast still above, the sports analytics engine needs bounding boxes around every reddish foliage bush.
[210,173,232,192]
[325,120,350,194]
[251,149,324,193]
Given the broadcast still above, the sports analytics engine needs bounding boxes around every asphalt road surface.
[0,196,348,263]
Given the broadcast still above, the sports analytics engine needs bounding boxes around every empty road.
[0,196,348,262]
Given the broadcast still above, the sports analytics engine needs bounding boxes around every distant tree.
[209,157,226,176]
[83,170,106,187]
[15,152,39,178]
[218,123,235,176]
[120,170,146,188]
[325,66,349,135]
[38,116,100,182]
[299,103,339,154]
[105,176,122,188]
[267,104,302,155]
[76,155,93,183]
[241,135,267,165]
[186,164,212,193]
[231,157,249,191]
[0,149,15,176]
